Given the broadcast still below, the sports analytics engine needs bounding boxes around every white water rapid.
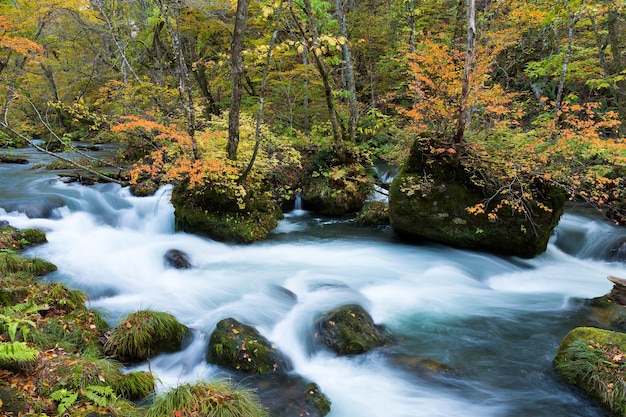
[2,150,626,417]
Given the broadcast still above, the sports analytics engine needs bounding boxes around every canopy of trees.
[0,0,624,224]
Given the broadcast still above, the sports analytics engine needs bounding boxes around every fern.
[84,385,116,407]
[0,302,47,342]
[0,341,39,362]
[50,389,79,414]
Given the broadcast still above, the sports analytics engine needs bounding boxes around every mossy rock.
[554,327,626,415]
[104,310,189,361]
[129,179,159,197]
[314,304,387,355]
[171,183,282,243]
[299,146,374,216]
[0,287,29,307]
[356,201,390,226]
[207,318,292,374]
[388,141,565,258]
[589,295,626,331]
[0,387,27,415]
[0,225,47,251]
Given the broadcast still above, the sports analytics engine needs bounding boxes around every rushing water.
[2,148,626,417]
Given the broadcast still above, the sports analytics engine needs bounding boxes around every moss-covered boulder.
[300,146,373,216]
[104,310,189,361]
[207,318,292,374]
[0,225,48,251]
[554,327,626,415]
[388,140,565,258]
[171,182,282,243]
[314,304,387,355]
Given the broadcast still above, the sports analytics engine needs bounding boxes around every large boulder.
[314,304,387,355]
[554,327,626,415]
[208,318,292,374]
[171,183,282,243]
[389,140,565,258]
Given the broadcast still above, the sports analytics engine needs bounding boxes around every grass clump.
[0,252,57,275]
[555,327,626,415]
[145,380,269,417]
[104,309,189,361]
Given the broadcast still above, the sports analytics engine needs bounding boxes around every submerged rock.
[248,374,331,417]
[208,318,292,374]
[163,249,192,269]
[605,240,626,263]
[388,139,565,258]
[1,197,65,219]
[314,304,387,355]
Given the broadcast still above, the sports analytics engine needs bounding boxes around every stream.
[2,145,626,416]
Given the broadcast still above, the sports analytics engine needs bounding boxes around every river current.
[2,146,626,416]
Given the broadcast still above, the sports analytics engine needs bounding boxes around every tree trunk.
[552,1,579,140]
[453,0,475,147]
[590,14,626,134]
[240,0,284,182]
[40,63,65,129]
[301,0,343,148]
[335,0,358,142]
[227,0,251,161]
[155,0,199,160]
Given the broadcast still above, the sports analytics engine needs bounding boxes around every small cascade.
[294,193,303,210]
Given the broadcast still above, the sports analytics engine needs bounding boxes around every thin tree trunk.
[40,63,65,129]
[590,14,626,134]
[301,0,343,148]
[335,0,358,142]
[453,0,475,147]
[241,0,284,182]
[227,0,251,161]
[91,0,140,83]
[552,1,579,140]
[155,0,199,160]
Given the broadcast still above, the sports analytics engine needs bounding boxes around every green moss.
[104,309,189,361]
[172,183,282,243]
[0,225,48,251]
[314,304,387,355]
[555,327,626,415]
[304,383,331,416]
[389,166,565,258]
[208,318,291,374]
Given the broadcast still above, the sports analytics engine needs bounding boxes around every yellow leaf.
[232,329,240,334]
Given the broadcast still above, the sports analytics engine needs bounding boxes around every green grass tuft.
[104,309,188,361]
[145,380,269,417]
